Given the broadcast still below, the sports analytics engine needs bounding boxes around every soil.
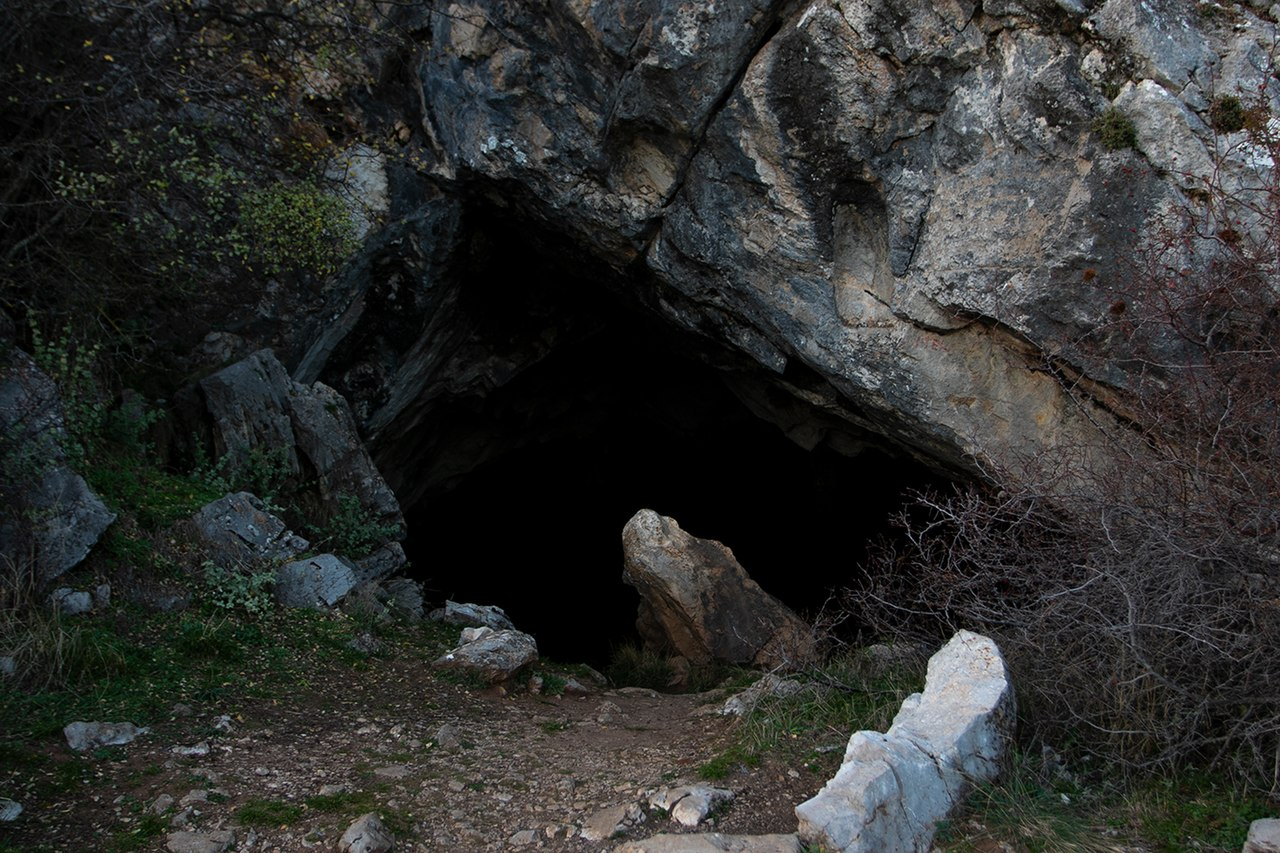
[0,635,838,852]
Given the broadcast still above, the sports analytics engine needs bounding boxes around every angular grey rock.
[429,600,516,630]
[189,491,309,566]
[164,830,236,853]
[0,347,115,585]
[25,467,117,585]
[717,674,816,717]
[580,802,647,843]
[433,628,538,684]
[338,812,394,853]
[63,721,147,752]
[274,553,358,608]
[613,835,802,853]
[352,541,407,584]
[50,587,93,616]
[795,631,1015,853]
[194,349,402,546]
[622,510,814,667]
[1246,819,1280,853]
[0,798,21,822]
[1114,79,1213,188]
[378,576,424,622]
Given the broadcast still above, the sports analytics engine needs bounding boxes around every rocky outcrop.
[185,349,403,552]
[795,630,1015,852]
[0,347,115,585]
[429,600,516,630]
[621,509,813,667]
[279,0,1280,501]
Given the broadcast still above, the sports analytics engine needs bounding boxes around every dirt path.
[1,639,834,852]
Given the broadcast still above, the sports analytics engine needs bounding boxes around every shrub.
[201,560,275,618]
[1092,106,1138,151]
[309,494,400,558]
[1210,94,1247,133]
[859,94,1280,788]
[237,180,359,278]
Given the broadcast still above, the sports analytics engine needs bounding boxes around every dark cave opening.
[387,204,952,669]
[399,315,946,669]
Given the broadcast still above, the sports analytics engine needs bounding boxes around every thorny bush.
[858,92,1280,789]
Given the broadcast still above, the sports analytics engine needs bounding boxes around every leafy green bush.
[201,560,275,618]
[310,494,400,558]
[238,181,359,277]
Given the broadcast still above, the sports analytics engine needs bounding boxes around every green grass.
[233,797,304,827]
[698,744,760,781]
[0,604,368,741]
[606,643,673,690]
[1131,772,1274,852]
[935,753,1278,852]
[304,789,377,814]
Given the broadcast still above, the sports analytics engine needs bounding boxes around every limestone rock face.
[795,630,1015,852]
[291,0,1280,489]
[621,509,813,667]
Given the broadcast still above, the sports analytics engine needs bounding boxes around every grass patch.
[540,719,572,733]
[107,811,167,853]
[233,797,304,827]
[304,789,377,814]
[606,643,673,690]
[1131,772,1274,852]
[698,744,761,781]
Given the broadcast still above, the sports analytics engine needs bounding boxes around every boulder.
[274,554,358,608]
[433,628,538,685]
[0,347,114,584]
[1245,819,1280,853]
[621,510,814,667]
[50,587,93,616]
[795,631,1015,853]
[717,674,817,717]
[580,802,647,843]
[188,491,309,566]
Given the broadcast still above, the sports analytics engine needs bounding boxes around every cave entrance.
[391,209,949,669]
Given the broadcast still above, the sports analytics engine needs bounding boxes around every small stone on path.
[164,829,236,853]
